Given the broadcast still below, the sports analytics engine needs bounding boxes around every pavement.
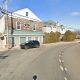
[0,48,8,52]
[0,41,78,80]
[63,42,80,80]
[0,46,20,52]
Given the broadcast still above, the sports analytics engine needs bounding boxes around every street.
[0,42,80,80]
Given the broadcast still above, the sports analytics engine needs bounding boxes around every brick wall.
[5,16,43,31]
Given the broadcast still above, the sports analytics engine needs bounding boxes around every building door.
[20,37,26,44]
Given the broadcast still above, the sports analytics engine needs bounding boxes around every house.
[0,8,43,48]
[42,22,67,34]
[42,21,74,34]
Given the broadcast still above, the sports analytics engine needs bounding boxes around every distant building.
[43,22,67,34]
[66,28,75,32]
[42,22,74,34]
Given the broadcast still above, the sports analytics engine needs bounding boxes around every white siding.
[43,26,68,34]
[12,8,41,21]
[0,15,5,34]
[42,27,52,33]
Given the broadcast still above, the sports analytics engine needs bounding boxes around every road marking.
[64,77,68,80]
[59,59,62,63]
[64,67,68,71]
[59,55,62,58]
[60,65,64,71]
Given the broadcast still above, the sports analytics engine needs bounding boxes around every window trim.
[16,21,21,30]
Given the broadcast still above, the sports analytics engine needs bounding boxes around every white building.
[42,22,74,34]
[42,23,67,34]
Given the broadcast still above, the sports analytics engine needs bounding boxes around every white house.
[66,28,75,32]
[42,22,74,34]
[0,15,6,48]
[43,22,67,34]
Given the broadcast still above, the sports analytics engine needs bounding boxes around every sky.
[0,0,80,29]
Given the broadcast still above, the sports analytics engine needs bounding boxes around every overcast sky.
[0,0,80,29]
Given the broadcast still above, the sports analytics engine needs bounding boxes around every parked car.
[20,40,40,49]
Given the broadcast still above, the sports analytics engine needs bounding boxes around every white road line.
[64,77,68,80]
[60,65,64,71]
[59,55,63,58]
[64,67,68,71]
[59,59,62,63]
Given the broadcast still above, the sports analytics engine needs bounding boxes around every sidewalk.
[0,48,8,52]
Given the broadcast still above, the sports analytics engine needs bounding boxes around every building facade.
[0,8,43,48]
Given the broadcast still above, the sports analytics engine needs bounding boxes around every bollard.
[33,75,37,80]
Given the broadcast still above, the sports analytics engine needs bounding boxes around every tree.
[43,32,61,43]
[62,30,76,41]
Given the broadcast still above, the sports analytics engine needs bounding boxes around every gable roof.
[12,8,41,22]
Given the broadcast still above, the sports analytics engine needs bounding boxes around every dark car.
[20,40,40,49]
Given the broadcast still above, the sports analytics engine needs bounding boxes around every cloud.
[71,12,80,16]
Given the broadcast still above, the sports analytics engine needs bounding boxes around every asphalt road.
[63,42,80,80]
[0,42,79,80]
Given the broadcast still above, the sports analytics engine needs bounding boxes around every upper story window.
[16,22,21,30]
[24,23,27,27]
[26,12,28,16]
[32,22,36,31]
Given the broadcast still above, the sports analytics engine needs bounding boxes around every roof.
[11,8,41,22]
[4,30,44,36]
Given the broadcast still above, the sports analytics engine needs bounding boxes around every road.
[0,42,80,80]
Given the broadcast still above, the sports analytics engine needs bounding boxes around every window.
[16,22,21,30]
[32,22,36,31]
[24,23,27,26]
[26,12,28,16]
[24,23,30,27]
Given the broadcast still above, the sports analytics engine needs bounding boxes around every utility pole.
[6,0,9,49]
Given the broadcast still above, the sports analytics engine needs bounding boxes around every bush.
[62,30,76,41]
[43,32,61,43]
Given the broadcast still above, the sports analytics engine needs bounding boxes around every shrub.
[43,32,61,43]
[62,30,76,41]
